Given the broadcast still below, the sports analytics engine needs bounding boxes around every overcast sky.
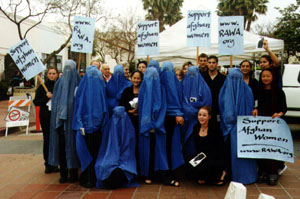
[103,0,297,29]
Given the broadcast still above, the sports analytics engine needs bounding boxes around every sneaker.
[278,165,287,175]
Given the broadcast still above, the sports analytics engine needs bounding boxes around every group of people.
[33,40,287,189]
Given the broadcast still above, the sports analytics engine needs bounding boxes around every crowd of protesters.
[32,39,287,189]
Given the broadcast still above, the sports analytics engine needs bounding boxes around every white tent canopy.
[136,6,284,67]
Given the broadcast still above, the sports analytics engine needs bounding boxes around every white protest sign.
[237,116,294,163]
[136,21,159,56]
[71,16,96,54]
[187,10,211,47]
[218,16,244,55]
[9,39,46,81]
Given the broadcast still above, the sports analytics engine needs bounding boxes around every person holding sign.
[259,40,282,88]
[187,106,226,185]
[33,67,59,174]
[49,60,81,183]
[252,68,287,186]
[219,68,257,185]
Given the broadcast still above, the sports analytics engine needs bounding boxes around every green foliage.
[217,0,268,31]
[142,0,183,32]
[274,0,300,59]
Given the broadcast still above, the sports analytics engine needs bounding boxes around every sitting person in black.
[188,106,226,185]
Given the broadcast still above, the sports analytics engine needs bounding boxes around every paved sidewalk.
[0,130,300,199]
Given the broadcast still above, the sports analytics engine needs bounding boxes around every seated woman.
[188,106,226,185]
[95,106,138,189]
[252,68,287,186]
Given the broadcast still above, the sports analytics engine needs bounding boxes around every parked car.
[282,64,300,117]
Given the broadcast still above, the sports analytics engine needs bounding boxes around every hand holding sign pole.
[9,39,48,92]
[186,10,211,65]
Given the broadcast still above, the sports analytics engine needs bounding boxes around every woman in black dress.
[33,67,59,174]
[252,68,287,186]
[240,60,259,101]
[189,106,226,185]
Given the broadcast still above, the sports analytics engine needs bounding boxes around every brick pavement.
[0,132,300,199]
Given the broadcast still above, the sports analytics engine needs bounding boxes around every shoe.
[267,174,279,186]
[59,177,68,183]
[45,166,52,174]
[257,171,266,183]
[80,181,94,188]
[51,166,59,173]
[278,165,287,175]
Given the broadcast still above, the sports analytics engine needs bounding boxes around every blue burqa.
[95,106,139,188]
[49,60,81,168]
[138,67,168,177]
[182,66,212,159]
[72,65,108,172]
[160,62,184,170]
[219,68,257,184]
[106,65,132,113]
[148,60,161,73]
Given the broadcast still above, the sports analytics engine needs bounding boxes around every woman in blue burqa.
[49,60,81,183]
[138,67,171,185]
[159,61,185,186]
[72,65,109,188]
[219,68,257,184]
[182,66,212,160]
[106,65,132,114]
[95,106,138,189]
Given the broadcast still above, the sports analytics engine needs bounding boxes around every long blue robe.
[49,60,80,168]
[138,67,168,177]
[160,62,184,170]
[95,106,139,188]
[72,65,108,172]
[182,66,212,159]
[219,68,257,184]
[106,65,132,113]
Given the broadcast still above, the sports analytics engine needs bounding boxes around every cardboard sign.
[237,116,294,163]
[71,16,96,54]
[187,10,211,47]
[136,21,159,56]
[218,16,244,55]
[9,39,46,80]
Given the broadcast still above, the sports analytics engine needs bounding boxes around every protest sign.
[218,16,244,55]
[136,21,159,56]
[237,116,294,163]
[9,39,46,81]
[71,16,96,54]
[187,10,211,47]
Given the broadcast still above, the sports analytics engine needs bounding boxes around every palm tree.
[142,0,183,32]
[217,0,268,31]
